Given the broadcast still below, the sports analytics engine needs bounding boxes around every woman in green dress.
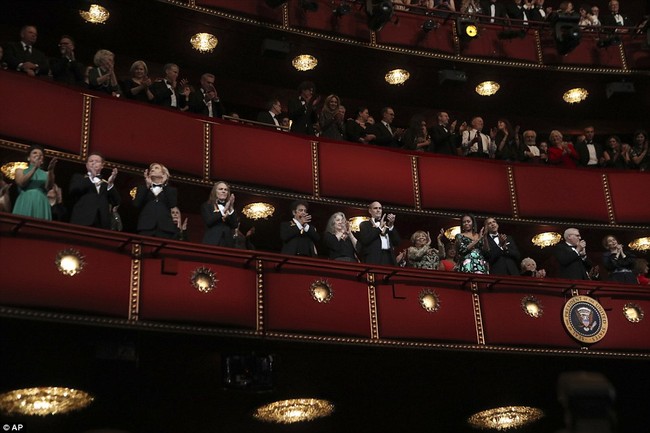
[12,145,57,220]
[454,214,489,274]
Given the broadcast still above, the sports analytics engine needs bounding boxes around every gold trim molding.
[601,173,616,225]
[256,259,264,334]
[311,141,320,197]
[471,282,485,345]
[506,165,519,218]
[80,94,94,159]
[128,243,142,321]
[411,155,421,210]
[367,273,379,339]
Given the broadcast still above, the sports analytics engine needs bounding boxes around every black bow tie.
[374,218,382,223]
[217,200,226,205]
[152,184,164,188]
[490,234,499,238]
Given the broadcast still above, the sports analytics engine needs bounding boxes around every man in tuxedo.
[483,217,521,275]
[575,126,604,168]
[287,81,320,136]
[4,25,49,77]
[506,0,531,23]
[429,111,461,155]
[149,63,188,110]
[50,35,86,87]
[461,116,495,158]
[280,200,320,256]
[480,0,507,23]
[69,153,120,230]
[188,73,225,118]
[256,98,282,128]
[358,201,401,266]
[600,0,631,29]
[555,228,593,280]
[371,107,403,147]
[528,0,548,21]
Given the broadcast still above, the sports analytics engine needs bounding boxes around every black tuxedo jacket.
[358,220,400,265]
[528,6,547,21]
[480,1,507,22]
[280,220,320,256]
[69,173,121,229]
[600,12,631,28]
[429,124,458,155]
[575,141,604,168]
[256,110,278,126]
[188,90,225,118]
[484,234,521,275]
[133,185,178,235]
[372,122,398,147]
[554,242,593,280]
[150,80,185,109]
[201,202,239,247]
[3,41,49,76]
[288,97,317,136]
[50,57,86,87]
[506,3,529,20]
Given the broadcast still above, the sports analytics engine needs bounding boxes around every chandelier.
[629,237,650,251]
[242,202,275,220]
[79,4,110,24]
[531,232,561,248]
[468,406,544,430]
[347,216,369,232]
[254,398,334,423]
[385,69,410,85]
[292,54,318,71]
[190,33,218,53]
[0,387,93,416]
[444,225,461,241]
[1,162,28,180]
[476,81,500,96]
[563,87,588,104]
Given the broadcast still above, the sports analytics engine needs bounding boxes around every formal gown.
[12,167,51,220]
[454,233,488,274]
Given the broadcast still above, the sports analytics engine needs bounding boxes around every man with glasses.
[555,228,593,280]
[50,35,86,87]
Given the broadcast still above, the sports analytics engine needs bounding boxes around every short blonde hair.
[129,60,148,76]
[93,49,114,67]
[149,163,170,184]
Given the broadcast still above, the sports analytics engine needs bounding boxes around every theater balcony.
[1,1,650,433]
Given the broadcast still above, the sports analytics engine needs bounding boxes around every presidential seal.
[562,296,608,344]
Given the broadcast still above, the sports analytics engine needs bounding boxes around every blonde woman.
[202,181,238,247]
[134,163,177,238]
[324,212,358,262]
[88,49,121,96]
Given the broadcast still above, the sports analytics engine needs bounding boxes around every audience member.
[88,49,121,96]
[482,217,520,275]
[528,0,548,21]
[150,63,189,110]
[188,73,225,118]
[578,4,600,26]
[602,135,627,169]
[520,257,546,278]
[133,163,177,238]
[461,116,495,158]
[318,95,345,140]
[372,107,403,147]
[358,201,400,265]
[480,0,507,23]
[323,212,358,262]
[12,145,57,220]
[47,184,67,222]
[599,0,630,29]
[506,0,531,23]
[233,223,255,250]
[521,130,547,163]
[406,229,446,270]
[345,107,376,144]
[123,60,154,102]
[629,129,648,171]
[3,25,49,77]
[257,98,283,128]
[171,207,188,241]
[635,259,649,285]
[493,119,520,161]
[460,0,482,14]
[401,115,431,151]
[280,200,319,256]
[439,243,457,271]
[69,152,120,229]
[202,181,238,247]
[555,227,593,280]
[288,81,320,136]
[50,35,86,87]
[547,130,579,168]
[429,111,461,155]
[602,235,637,284]
[575,125,604,168]
[455,214,488,274]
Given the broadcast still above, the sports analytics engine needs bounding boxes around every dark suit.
[358,220,400,265]
[484,234,521,275]
[554,242,593,280]
[188,89,225,118]
[133,185,178,238]
[3,41,49,76]
[280,220,320,256]
[149,80,185,110]
[575,141,604,168]
[506,3,530,21]
[528,6,547,21]
[256,110,279,127]
[480,1,508,23]
[372,121,398,147]
[50,57,86,87]
[201,202,239,247]
[600,12,631,28]
[69,173,120,229]
[429,124,458,155]
[288,97,317,136]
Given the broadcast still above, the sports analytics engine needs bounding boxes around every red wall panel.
[459,25,538,63]
[608,171,650,224]
[211,122,314,194]
[0,235,131,317]
[541,33,624,68]
[319,141,414,206]
[419,156,512,215]
[265,268,371,337]
[90,98,205,176]
[593,298,650,350]
[138,258,257,328]
[514,165,610,222]
[377,283,478,343]
[0,71,83,153]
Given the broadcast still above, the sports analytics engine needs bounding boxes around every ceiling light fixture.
[468,406,544,430]
[242,202,275,220]
[190,33,218,53]
[385,68,410,85]
[1,162,28,180]
[0,387,93,416]
[444,225,460,241]
[531,232,561,248]
[476,81,500,96]
[292,54,318,71]
[563,87,588,104]
[254,398,334,423]
[55,248,85,276]
[628,237,650,251]
[347,216,369,232]
[79,4,110,24]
